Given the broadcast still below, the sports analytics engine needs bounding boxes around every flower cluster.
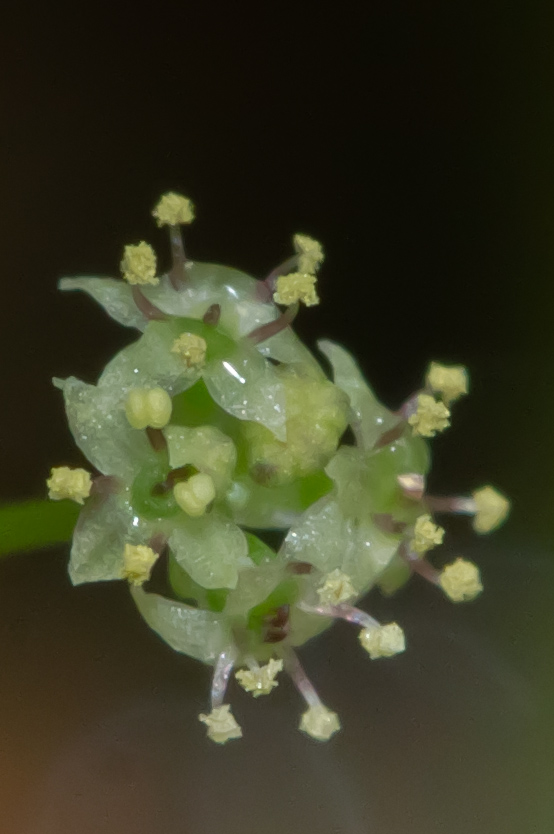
[48,193,510,743]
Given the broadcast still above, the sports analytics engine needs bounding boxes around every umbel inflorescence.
[47,193,510,743]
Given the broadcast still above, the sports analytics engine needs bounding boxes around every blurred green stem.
[0,499,78,557]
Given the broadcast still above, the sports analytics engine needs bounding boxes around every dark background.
[0,3,553,832]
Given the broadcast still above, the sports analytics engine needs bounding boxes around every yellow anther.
[316,569,357,606]
[439,557,483,602]
[293,233,325,274]
[47,466,92,504]
[235,659,283,697]
[426,361,469,405]
[152,192,195,227]
[125,387,172,430]
[122,543,159,586]
[120,241,158,286]
[471,485,511,534]
[359,623,406,659]
[299,704,341,741]
[273,272,319,307]
[173,472,216,517]
[171,332,207,370]
[408,394,450,438]
[410,514,445,555]
[198,705,242,744]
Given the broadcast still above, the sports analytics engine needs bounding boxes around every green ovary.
[242,364,349,486]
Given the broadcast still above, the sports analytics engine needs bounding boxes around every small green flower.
[48,195,510,743]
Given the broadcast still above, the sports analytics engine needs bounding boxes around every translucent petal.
[224,475,314,529]
[203,344,287,440]
[68,490,145,585]
[324,447,401,588]
[54,376,155,480]
[282,495,349,573]
[318,340,398,449]
[99,321,198,397]
[145,263,276,339]
[342,518,401,593]
[324,446,370,518]
[130,586,232,664]
[60,266,321,365]
[169,513,249,590]
[59,277,146,330]
[60,265,275,342]
[257,327,324,371]
[288,606,333,647]
[282,492,400,592]
[224,558,285,617]
[165,425,237,493]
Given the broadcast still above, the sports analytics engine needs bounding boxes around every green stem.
[0,499,78,557]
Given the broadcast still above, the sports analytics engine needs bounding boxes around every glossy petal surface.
[55,376,155,480]
[131,586,231,663]
[169,513,249,589]
[318,339,398,449]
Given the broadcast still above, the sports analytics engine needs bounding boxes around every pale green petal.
[165,425,236,493]
[282,496,349,572]
[203,344,287,441]
[282,488,400,592]
[225,475,317,529]
[145,264,276,339]
[342,518,401,593]
[324,447,401,588]
[169,513,249,590]
[325,445,370,519]
[289,606,333,647]
[318,340,398,449]
[54,376,155,480]
[99,321,198,397]
[68,491,136,585]
[130,585,232,664]
[60,267,322,365]
[59,277,146,330]
[141,263,323,365]
[224,559,285,617]
[257,327,324,371]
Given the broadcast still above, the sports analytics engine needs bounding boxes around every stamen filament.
[298,600,379,630]
[211,647,237,709]
[425,496,476,515]
[280,646,321,708]
[244,654,261,672]
[168,225,188,289]
[406,555,440,585]
[263,254,299,292]
[90,475,121,496]
[246,302,299,345]
[398,393,419,421]
[131,286,168,321]
[146,427,168,453]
